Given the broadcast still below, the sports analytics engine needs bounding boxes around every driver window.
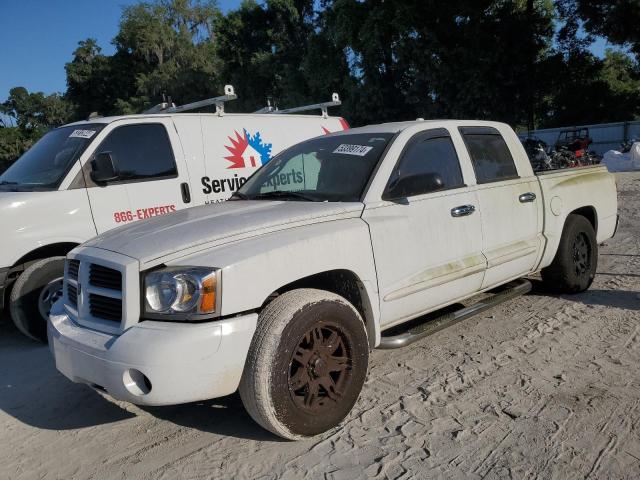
[260,153,320,193]
[393,131,465,196]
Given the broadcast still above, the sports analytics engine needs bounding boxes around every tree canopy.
[2,0,640,166]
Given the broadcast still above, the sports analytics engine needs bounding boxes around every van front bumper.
[0,267,9,310]
[48,303,258,406]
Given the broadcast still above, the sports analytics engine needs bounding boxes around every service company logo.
[224,129,273,169]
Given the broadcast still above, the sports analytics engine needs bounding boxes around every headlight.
[144,267,218,319]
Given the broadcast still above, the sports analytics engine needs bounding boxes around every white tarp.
[602,142,640,172]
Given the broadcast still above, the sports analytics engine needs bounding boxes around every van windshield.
[0,124,104,191]
[234,132,394,202]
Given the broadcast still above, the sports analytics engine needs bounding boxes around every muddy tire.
[541,214,597,294]
[239,288,369,440]
[10,257,65,342]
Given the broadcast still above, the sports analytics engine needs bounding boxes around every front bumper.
[48,302,258,406]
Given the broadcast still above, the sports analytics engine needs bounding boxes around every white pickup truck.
[49,120,618,440]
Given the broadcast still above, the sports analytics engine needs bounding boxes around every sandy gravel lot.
[1,172,639,480]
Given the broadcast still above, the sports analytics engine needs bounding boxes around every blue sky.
[0,0,241,103]
[0,0,618,106]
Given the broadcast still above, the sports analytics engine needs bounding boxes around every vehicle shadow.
[528,279,640,311]
[0,319,135,430]
[141,394,284,442]
[0,318,278,440]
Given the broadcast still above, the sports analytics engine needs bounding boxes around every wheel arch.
[261,269,378,349]
[9,242,78,280]
[569,206,597,235]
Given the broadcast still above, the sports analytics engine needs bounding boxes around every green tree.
[0,87,74,168]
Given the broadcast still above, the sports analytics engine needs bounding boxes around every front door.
[363,128,486,329]
[84,120,190,233]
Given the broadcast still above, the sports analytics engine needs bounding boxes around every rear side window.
[459,127,518,184]
[94,124,177,182]
[386,128,464,197]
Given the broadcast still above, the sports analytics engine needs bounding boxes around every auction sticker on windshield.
[69,129,97,139]
[333,144,374,156]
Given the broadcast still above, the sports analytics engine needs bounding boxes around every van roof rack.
[256,93,341,118]
[144,85,237,116]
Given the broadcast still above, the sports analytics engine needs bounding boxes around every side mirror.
[384,171,444,200]
[90,152,119,184]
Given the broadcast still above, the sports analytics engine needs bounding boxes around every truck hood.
[85,200,364,264]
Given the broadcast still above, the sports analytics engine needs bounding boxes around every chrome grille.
[67,259,80,280]
[89,293,122,322]
[89,264,122,291]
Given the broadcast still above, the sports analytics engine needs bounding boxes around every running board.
[377,279,532,349]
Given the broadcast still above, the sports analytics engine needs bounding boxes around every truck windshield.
[235,132,394,202]
[0,124,104,191]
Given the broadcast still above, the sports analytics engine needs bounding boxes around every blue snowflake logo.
[245,130,272,165]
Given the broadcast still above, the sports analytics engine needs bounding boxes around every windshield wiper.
[0,181,18,185]
[250,190,320,202]
[230,191,250,200]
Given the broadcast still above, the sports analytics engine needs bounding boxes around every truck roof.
[333,119,511,136]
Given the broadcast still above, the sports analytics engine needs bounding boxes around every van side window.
[386,129,464,198]
[94,124,177,182]
[459,127,518,184]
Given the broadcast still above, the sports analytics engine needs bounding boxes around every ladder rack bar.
[269,93,341,118]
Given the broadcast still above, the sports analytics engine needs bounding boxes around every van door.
[458,126,542,289]
[85,120,191,233]
[363,128,485,328]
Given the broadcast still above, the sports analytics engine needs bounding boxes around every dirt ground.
[1,172,639,480]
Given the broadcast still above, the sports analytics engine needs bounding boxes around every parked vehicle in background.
[555,127,593,152]
[49,119,618,439]
[0,87,348,341]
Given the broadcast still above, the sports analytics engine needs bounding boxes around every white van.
[0,88,348,340]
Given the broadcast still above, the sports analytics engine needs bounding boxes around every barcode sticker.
[333,144,373,156]
[69,129,96,139]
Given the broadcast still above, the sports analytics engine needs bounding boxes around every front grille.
[89,294,122,322]
[89,264,122,291]
[67,283,78,308]
[67,260,80,280]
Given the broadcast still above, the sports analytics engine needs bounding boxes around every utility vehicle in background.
[0,87,348,340]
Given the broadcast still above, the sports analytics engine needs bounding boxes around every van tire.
[10,257,66,342]
[541,214,597,293]
[239,289,369,440]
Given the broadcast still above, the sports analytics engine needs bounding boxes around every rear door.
[457,126,542,289]
[363,128,485,327]
[85,120,191,233]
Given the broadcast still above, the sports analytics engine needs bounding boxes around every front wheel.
[239,288,369,440]
[10,257,65,342]
[541,214,597,293]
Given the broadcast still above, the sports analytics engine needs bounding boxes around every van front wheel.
[10,257,65,342]
[239,289,369,440]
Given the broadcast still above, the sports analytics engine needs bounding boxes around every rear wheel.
[10,257,65,342]
[239,289,369,440]
[541,214,597,293]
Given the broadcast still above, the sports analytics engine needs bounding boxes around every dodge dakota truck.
[48,120,618,439]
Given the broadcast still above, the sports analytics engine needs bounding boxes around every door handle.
[451,204,476,217]
[180,182,191,204]
[519,192,536,203]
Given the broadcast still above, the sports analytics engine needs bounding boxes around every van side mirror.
[384,172,444,200]
[90,152,119,184]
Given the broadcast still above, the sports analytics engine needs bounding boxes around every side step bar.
[377,279,532,349]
